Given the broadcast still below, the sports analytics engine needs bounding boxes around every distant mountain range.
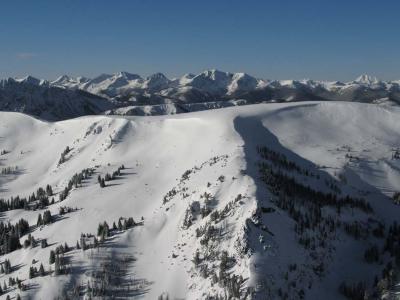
[1,70,400,120]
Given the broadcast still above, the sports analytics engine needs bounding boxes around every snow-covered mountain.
[50,70,400,105]
[0,101,400,299]
[2,70,400,120]
[0,77,114,121]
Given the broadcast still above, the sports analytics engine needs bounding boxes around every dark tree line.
[59,168,94,201]
[0,218,29,255]
[1,166,18,175]
[259,162,372,214]
[0,184,54,212]
[0,259,12,274]
[97,217,137,240]
[339,281,367,300]
[257,146,315,177]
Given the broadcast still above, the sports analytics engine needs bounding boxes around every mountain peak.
[52,75,71,85]
[201,69,229,78]
[355,74,379,84]
[16,75,41,85]
[146,72,168,81]
[116,71,142,81]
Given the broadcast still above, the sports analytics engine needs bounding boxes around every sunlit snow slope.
[0,102,399,299]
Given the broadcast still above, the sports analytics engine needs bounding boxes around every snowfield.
[0,101,399,299]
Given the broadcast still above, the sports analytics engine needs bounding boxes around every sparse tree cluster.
[23,233,37,248]
[37,210,53,226]
[0,259,12,274]
[29,263,45,278]
[81,252,137,298]
[50,244,70,276]
[58,146,71,165]
[59,206,78,215]
[59,168,94,201]
[98,165,125,188]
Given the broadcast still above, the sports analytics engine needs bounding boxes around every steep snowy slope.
[0,102,399,299]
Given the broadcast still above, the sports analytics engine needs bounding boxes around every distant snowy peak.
[116,71,142,81]
[16,75,47,86]
[45,70,399,99]
[2,69,400,121]
[0,76,113,121]
[144,73,170,91]
[354,74,379,85]
[227,72,259,95]
[52,75,75,86]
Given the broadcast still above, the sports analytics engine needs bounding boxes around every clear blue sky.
[1,0,399,81]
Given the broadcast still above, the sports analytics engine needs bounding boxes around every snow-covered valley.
[0,101,399,299]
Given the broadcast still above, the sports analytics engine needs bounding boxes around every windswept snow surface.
[0,102,399,299]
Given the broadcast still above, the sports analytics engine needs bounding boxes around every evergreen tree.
[100,178,105,188]
[46,184,53,196]
[80,236,87,250]
[42,210,52,225]
[54,255,60,275]
[4,259,11,274]
[105,173,112,181]
[49,250,56,264]
[36,214,43,226]
[39,263,45,276]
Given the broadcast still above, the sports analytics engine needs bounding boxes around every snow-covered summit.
[354,74,379,85]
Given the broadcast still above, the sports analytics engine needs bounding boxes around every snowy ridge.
[1,70,400,120]
[0,101,400,299]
